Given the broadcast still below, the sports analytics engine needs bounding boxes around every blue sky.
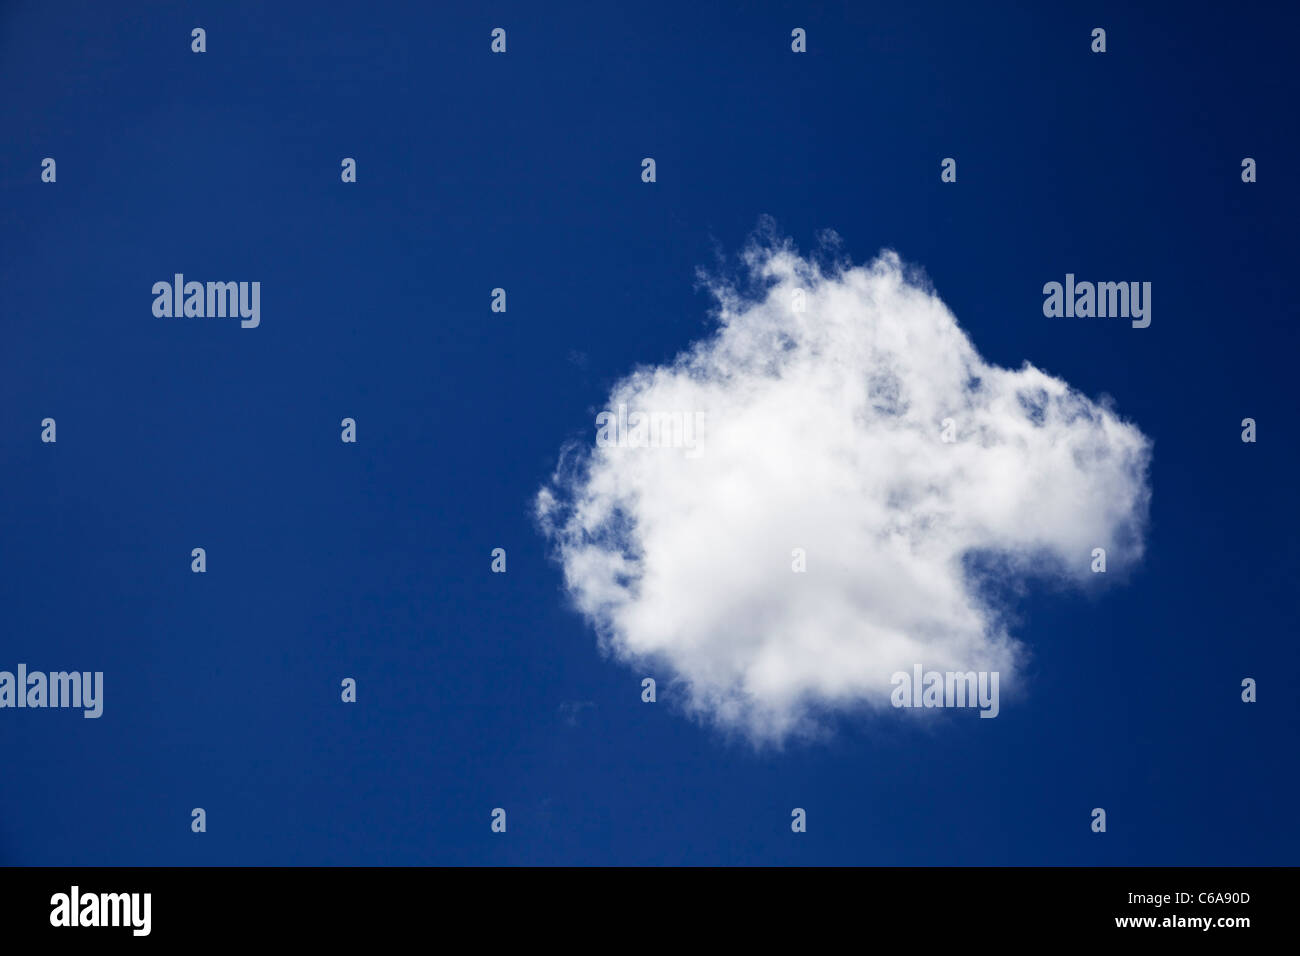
[1,0,1297,865]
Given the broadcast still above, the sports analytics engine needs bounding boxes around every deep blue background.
[2,0,1297,865]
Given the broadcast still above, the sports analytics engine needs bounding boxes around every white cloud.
[537,229,1151,745]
